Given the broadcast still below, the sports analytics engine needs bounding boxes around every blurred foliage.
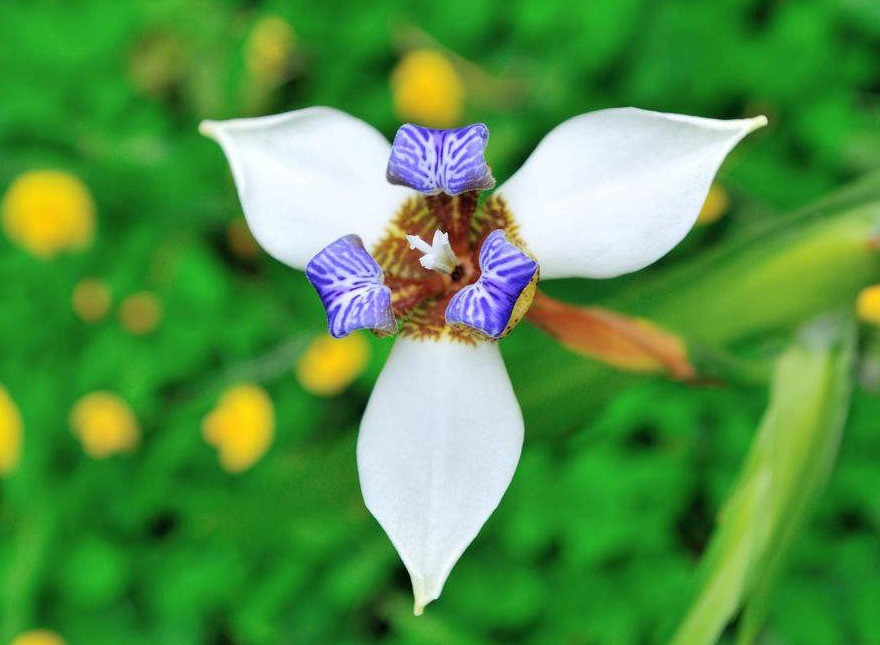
[1,0,879,643]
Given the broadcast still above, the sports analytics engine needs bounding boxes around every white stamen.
[406,230,458,275]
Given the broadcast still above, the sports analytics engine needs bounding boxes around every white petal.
[357,337,523,614]
[200,107,410,269]
[497,108,767,279]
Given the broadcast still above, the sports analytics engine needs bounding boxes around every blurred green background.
[1,0,880,643]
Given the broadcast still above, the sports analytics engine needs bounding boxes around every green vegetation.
[1,0,879,643]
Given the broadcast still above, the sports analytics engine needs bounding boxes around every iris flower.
[200,107,765,613]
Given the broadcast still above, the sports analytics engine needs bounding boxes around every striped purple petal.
[445,230,539,339]
[305,235,397,338]
[386,123,496,196]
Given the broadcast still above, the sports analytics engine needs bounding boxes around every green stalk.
[669,313,855,645]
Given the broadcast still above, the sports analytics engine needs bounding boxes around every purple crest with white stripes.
[445,230,539,339]
[305,235,397,338]
[386,123,496,196]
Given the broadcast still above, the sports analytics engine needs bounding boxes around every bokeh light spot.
[202,384,275,473]
[1,170,95,258]
[295,333,370,397]
[227,217,261,260]
[69,392,140,459]
[856,285,880,325]
[391,49,464,128]
[10,630,66,645]
[119,292,162,335]
[246,15,296,84]
[72,279,112,323]
[0,384,23,476]
[695,184,730,226]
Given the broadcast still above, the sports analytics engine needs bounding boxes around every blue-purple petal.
[445,230,538,339]
[386,123,495,195]
[305,235,397,338]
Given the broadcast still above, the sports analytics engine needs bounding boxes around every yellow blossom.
[227,217,261,259]
[72,278,112,323]
[695,184,730,226]
[11,630,66,645]
[391,49,464,128]
[295,333,370,397]
[1,170,95,258]
[857,285,880,325]
[246,15,296,83]
[119,292,162,335]
[0,384,23,476]
[202,384,274,473]
[70,392,140,458]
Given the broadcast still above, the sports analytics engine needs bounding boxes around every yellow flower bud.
[695,184,730,226]
[1,170,95,258]
[391,49,464,128]
[857,285,880,325]
[72,278,112,323]
[119,292,162,335]
[0,384,23,476]
[295,333,370,397]
[202,384,274,473]
[70,392,140,459]
[246,15,296,84]
[11,630,66,645]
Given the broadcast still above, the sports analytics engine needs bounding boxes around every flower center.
[371,192,531,341]
[304,123,539,343]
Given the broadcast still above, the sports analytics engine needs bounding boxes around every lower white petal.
[200,107,410,270]
[497,108,767,279]
[357,337,523,614]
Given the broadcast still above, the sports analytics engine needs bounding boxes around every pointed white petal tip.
[747,114,769,132]
[410,572,440,616]
[198,119,221,140]
[197,107,404,269]
[411,574,438,616]
[496,107,770,280]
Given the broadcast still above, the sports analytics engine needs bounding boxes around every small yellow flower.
[119,292,162,335]
[695,184,730,226]
[11,630,66,645]
[391,49,464,128]
[1,170,95,258]
[70,392,140,458]
[202,384,274,473]
[0,384,23,476]
[72,278,112,323]
[295,333,370,397]
[246,15,296,84]
[227,217,261,259]
[857,285,880,325]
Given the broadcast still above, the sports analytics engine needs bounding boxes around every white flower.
[200,106,765,613]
